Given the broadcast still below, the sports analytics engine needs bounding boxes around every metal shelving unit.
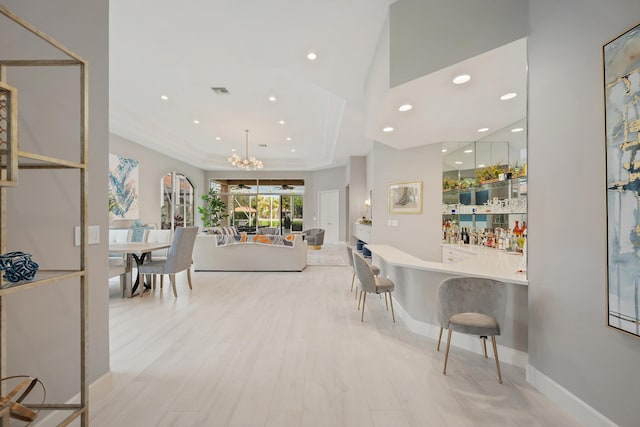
[0,6,88,426]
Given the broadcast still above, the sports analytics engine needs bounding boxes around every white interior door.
[319,190,340,242]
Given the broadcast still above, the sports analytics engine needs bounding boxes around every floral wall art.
[108,153,139,220]
[604,22,640,337]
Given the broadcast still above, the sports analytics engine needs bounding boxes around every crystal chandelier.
[228,129,263,170]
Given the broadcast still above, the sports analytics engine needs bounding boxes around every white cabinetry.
[353,223,372,243]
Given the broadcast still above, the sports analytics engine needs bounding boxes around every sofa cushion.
[193,233,307,272]
[208,226,238,235]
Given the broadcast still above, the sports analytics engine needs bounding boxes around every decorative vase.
[0,251,39,282]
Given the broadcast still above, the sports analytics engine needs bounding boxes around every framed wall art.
[604,21,640,337]
[108,153,140,220]
[388,181,422,214]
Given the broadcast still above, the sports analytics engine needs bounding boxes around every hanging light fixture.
[228,129,263,170]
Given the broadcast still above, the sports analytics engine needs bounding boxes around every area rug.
[307,242,348,266]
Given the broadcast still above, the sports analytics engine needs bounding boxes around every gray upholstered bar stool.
[352,251,395,323]
[436,276,507,383]
[346,245,380,295]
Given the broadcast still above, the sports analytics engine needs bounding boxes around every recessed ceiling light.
[279,120,285,125]
[160,95,168,100]
[286,137,291,141]
[478,164,486,168]
[307,52,317,61]
[511,127,524,132]
[291,148,296,152]
[442,148,447,153]
[454,161,463,165]
[215,137,221,141]
[398,104,413,112]
[231,148,236,152]
[464,149,473,153]
[452,74,471,84]
[383,126,394,132]
[500,92,517,100]
[193,120,199,124]
[268,96,277,102]
[477,127,490,133]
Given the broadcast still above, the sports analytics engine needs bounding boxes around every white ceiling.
[109,1,527,172]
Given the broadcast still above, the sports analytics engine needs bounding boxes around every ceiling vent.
[258,144,267,148]
[211,87,230,95]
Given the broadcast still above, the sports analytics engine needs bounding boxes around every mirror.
[442,119,527,236]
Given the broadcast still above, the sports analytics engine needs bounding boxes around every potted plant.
[476,162,504,183]
[198,188,229,227]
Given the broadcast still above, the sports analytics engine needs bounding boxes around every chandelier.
[228,129,263,170]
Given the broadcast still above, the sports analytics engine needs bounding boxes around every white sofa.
[192,233,307,271]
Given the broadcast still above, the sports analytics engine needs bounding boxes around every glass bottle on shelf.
[513,220,521,237]
[486,229,495,248]
[517,226,527,253]
[462,227,469,244]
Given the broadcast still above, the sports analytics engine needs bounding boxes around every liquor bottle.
[521,220,527,236]
[517,225,527,252]
[509,231,518,252]
[513,220,521,237]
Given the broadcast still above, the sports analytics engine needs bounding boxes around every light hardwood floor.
[92,260,580,427]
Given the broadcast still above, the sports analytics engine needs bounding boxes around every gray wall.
[110,133,207,228]
[389,0,529,87]
[371,141,442,261]
[2,0,110,403]
[528,1,640,425]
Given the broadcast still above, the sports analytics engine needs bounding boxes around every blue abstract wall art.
[108,153,139,219]
[604,22,640,337]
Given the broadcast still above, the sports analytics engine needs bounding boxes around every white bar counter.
[366,243,528,286]
[364,243,529,367]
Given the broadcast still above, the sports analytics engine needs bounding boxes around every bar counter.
[366,243,528,286]
[365,243,529,367]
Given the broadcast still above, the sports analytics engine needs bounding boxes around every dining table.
[108,241,171,297]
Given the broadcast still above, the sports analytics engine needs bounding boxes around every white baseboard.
[33,371,113,427]
[525,365,617,427]
[392,297,529,369]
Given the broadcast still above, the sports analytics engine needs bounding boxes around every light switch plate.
[74,225,100,246]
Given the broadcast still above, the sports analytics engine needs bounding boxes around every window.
[209,179,304,233]
[161,172,195,230]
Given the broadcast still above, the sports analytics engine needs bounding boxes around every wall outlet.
[74,225,100,246]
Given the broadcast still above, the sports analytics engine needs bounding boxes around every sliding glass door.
[209,179,304,233]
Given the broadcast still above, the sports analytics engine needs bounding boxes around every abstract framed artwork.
[108,153,139,220]
[604,21,640,337]
[388,181,422,214]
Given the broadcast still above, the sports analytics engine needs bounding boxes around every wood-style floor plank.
[91,246,581,427]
